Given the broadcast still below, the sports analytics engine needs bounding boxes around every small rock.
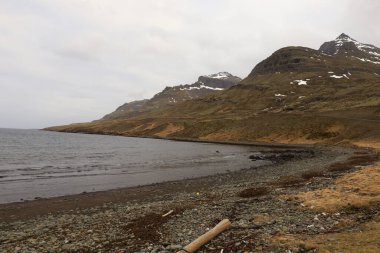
[166,244,182,250]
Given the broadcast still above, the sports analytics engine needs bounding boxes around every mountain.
[46,34,380,147]
[101,72,241,120]
[319,33,380,64]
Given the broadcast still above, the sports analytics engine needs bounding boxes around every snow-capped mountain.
[206,72,235,80]
[179,72,242,92]
[102,72,241,120]
[48,33,380,146]
[152,72,241,103]
[319,33,380,64]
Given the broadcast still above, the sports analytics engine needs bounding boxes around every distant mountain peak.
[204,72,234,80]
[336,33,354,41]
[319,33,380,64]
[333,33,360,46]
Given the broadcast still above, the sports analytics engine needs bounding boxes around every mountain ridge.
[319,33,380,64]
[46,33,380,148]
[101,72,241,120]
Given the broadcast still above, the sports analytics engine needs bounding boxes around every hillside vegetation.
[46,34,380,148]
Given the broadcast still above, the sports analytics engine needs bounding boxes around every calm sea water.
[0,128,267,203]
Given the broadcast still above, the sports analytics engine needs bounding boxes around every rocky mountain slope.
[319,33,380,64]
[101,72,241,120]
[46,34,380,147]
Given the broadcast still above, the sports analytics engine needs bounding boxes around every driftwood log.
[162,210,174,217]
[176,219,231,253]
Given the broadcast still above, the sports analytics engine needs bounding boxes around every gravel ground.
[1,145,377,253]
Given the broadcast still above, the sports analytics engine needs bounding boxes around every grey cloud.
[0,0,379,128]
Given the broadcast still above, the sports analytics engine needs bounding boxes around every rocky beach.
[1,1,380,252]
[33,32,380,253]
[1,145,379,253]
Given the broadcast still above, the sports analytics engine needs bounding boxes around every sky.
[1,0,379,129]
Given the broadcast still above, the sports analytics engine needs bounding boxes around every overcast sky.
[1,0,379,129]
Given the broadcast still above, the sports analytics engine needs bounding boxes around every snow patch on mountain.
[180,85,224,91]
[353,56,380,65]
[206,72,232,79]
[330,75,344,79]
[330,72,350,79]
[293,80,308,85]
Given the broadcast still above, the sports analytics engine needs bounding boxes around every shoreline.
[1,144,379,252]
[43,128,319,149]
[0,145,317,222]
[2,129,293,205]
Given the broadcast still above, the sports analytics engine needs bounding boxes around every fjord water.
[0,129,263,204]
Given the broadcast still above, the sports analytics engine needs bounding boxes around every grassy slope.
[46,47,380,147]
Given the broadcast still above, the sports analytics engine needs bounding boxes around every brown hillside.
[46,35,380,147]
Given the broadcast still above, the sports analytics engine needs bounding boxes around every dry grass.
[270,215,380,253]
[353,141,380,152]
[238,186,270,198]
[46,105,380,149]
[251,213,272,223]
[275,153,380,252]
[297,162,380,212]
[154,123,184,137]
